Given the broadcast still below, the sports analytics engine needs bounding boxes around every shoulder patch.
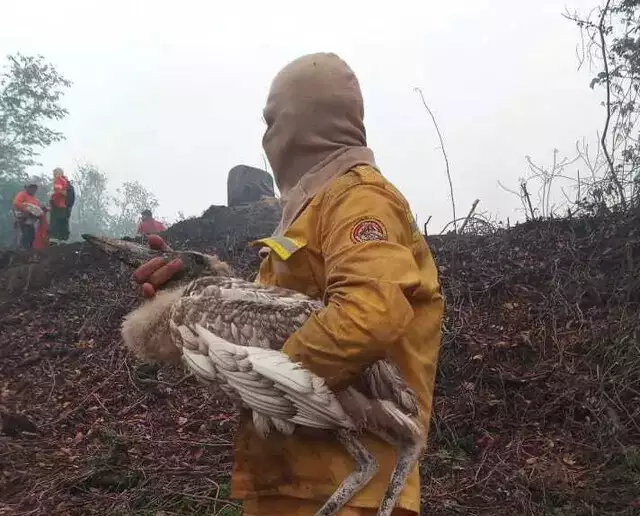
[350,218,388,243]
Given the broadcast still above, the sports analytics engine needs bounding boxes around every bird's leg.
[376,440,424,516]
[314,430,378,516]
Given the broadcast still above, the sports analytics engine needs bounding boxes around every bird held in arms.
[83,233,427,516]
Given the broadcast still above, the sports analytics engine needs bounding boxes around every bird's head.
[83,234,233,368]
[82,234,232,289]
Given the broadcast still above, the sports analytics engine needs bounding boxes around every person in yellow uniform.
[132,53,444,515]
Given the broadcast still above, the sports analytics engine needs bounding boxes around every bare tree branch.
[414,87,457,233]
[597,0,628,208]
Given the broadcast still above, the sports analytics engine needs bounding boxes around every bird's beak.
[82,234,160,268]
[83,234,233,280]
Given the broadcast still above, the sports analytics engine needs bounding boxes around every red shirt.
[137,218,166,235]
[51,176,70,208]
[13,191,40,213]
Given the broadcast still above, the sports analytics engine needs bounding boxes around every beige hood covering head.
[262,52,376,235]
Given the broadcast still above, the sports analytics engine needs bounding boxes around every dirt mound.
[162,200,282,279]
[0,203,638,515]
[426,213,639,515]
[0,200,281,297]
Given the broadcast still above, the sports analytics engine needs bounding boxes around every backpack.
[66,181,76,209]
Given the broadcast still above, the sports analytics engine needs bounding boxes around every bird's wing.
[182,276,318,302]
[335,386,424,444]
[170,276,322,350]
[361,360,420,416]
[172,277,420,420]
[185,324,354,434]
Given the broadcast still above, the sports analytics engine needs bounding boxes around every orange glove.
[132,235,185,298]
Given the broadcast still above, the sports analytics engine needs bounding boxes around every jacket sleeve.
[13,192,27,211]
[281,182,423,389]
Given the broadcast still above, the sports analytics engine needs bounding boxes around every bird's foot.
[376,439,424,516]
[314,430,378,516]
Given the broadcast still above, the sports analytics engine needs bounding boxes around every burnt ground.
[0,202,638,515]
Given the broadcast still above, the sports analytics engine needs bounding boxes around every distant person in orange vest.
[13,179,46,249]
[49,167,74,245]
[33,211,50,249]
[137,209,166,236]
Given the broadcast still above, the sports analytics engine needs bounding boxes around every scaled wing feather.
[182,348,217,382]
[166,275,418,439]
[194,324,354,431]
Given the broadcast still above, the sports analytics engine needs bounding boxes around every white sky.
[1,0,604,231]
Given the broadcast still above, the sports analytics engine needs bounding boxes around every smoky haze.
[0,0,603,230]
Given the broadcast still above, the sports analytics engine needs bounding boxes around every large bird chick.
[81,234,232,366]
[121,258,232,365]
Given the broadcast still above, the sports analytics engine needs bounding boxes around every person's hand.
[132,235,185,298]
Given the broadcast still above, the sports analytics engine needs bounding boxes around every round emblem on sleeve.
[350,218,388,243]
